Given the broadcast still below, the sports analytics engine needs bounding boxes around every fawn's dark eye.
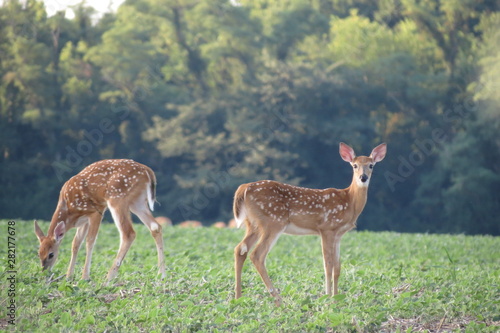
[369,164,374,169]
[353,164,358,169]
[48,253,54,260]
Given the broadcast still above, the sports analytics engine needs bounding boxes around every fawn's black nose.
[360,174,369,183]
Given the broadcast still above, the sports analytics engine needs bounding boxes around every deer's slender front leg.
[332,234,342,296]
[67,222,89,279]
[82,212,102,280]
[249,224,285,306]
[320,231,335,295]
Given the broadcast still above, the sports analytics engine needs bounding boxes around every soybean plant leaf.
[180,300,195,307]
[401,290,418,298]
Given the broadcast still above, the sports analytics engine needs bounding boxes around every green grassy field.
[1,219,499,332]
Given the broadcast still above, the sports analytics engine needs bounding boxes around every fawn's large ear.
[339,142,356,162]
[53,221,66,243]
[370,143,387,163]
[34,220,45,243]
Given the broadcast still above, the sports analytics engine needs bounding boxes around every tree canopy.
[1,0,499,235]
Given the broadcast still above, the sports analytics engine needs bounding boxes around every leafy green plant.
[1,220,499,332]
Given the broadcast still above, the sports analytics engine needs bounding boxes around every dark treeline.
[1,0,499,234]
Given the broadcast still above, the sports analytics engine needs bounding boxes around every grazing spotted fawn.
[35,159,166,283]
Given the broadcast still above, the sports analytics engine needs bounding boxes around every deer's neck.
[346,179,369,217]
[48,203,71,236]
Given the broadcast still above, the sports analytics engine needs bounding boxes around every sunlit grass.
[2,220,499,332]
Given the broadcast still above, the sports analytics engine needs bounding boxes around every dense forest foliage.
[1,0,499,235]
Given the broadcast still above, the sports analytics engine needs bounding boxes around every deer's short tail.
[233,184,249,228]
[146,168,157,212]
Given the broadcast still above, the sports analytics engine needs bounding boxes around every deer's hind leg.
[249,220,286,306]
[131,197,166,279]
[67,220,89,279]
[234,221,260,299]
[105,199,136,283]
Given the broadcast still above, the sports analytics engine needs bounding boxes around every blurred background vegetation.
[1,0,499,234]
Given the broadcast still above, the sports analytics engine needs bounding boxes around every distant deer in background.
[233,143,387,305]
[34,159,166,283]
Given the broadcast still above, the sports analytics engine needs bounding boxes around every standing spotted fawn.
[34,159,166,283]
[233,143,387,305]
